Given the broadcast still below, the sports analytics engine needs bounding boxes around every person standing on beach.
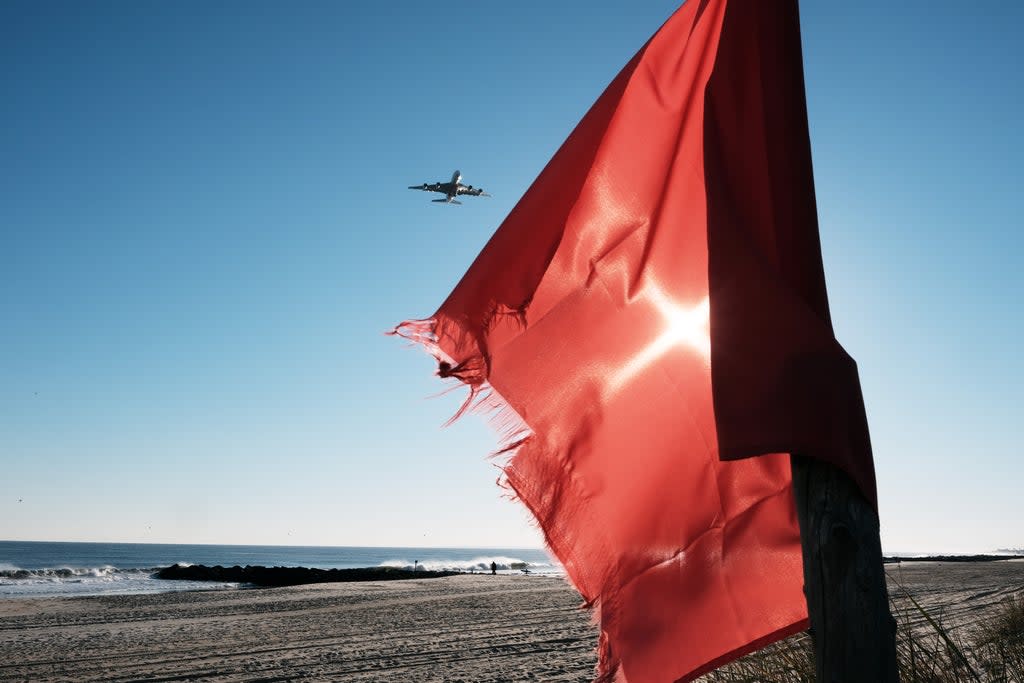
[490,561,497,575]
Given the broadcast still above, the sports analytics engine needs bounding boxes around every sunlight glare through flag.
[610,287,710,397]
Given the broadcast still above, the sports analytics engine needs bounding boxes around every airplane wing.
[456,185,490,197]
[408,182,444,193]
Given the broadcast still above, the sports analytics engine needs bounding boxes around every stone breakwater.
[155,563,461,587]
[882,555,1024,564]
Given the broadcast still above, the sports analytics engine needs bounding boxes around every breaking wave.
[0,565,129,581]
[0,564,238,598]
[378,555,560,575]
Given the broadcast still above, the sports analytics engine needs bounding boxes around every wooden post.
[790,454,900,682]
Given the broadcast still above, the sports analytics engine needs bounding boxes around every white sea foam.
[378,555,561,575]
[0,566,240,599]
[0,566,137,581]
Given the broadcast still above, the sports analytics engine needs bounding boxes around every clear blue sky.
[2,1,1021,552]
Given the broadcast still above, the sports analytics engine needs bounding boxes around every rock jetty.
[155,564,460,587]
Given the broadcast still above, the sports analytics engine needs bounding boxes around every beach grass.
[697,590,1024,682]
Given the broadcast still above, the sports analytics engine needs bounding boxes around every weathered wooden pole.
[790,454,900,682]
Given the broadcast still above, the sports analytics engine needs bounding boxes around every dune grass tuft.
[973,594,1024,682]
[696,591,1024,682]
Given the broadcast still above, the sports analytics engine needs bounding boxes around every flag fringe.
[392,312,626,682]
[390,302,533,448]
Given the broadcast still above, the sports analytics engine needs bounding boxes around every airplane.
[408,170,490,205]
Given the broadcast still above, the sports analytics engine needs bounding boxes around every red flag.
[395,1,876,681]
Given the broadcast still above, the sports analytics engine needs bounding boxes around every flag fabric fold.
[394,1,876,681]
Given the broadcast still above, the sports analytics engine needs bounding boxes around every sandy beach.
[0,574,598,682]
[2,562,1022,682]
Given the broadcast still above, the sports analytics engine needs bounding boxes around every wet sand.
[1,562,1022,682]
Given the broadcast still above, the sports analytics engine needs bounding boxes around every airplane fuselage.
[446,170,462,201]
[409,169,487,205]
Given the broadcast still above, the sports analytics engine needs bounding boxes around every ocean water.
[0,541,559,599]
